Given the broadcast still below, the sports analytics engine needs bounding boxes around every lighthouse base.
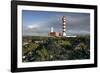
[62,32,66,37]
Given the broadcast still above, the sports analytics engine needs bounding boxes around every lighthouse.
[48,26,61,37]
[62,16,67,37]
[48,16,67,37]
[50,27,54,32]
[48,16,76,37]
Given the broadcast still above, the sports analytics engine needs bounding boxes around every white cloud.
[27,24,39,29]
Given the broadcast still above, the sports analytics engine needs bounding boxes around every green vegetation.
[22,36,90,62]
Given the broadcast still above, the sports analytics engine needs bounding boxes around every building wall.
[48,32,61,37]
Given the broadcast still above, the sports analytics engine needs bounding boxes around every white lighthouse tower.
[62,16,67,37]
[50,27,54,32]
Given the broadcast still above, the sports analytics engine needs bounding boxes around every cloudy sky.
[22,10,90,36]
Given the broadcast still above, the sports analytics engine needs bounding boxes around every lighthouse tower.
[50,27,53,32]
[62,16,67,37]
